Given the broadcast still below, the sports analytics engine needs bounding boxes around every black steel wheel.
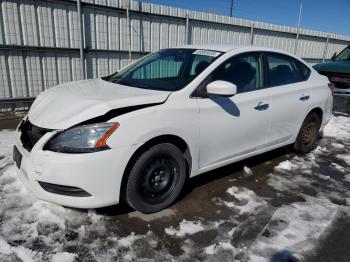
[125,143,187,214]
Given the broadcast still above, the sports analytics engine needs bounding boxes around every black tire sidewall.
[293,112,321,154]
[125,143,187,214]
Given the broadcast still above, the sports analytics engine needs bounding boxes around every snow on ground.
[0,130,15,169]
[249,196,339,260]
[337,154,350,166]
[204,241,236,255]
[51,252,77,262]
[344,174,350,183]
[223,186,266,215]
[273,160,297,171]
[243,165,253,176]
[0,114,350,261]
[323,115,350,139]
[165,219,205,237]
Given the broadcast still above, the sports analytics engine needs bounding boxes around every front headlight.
[44,122,119,153]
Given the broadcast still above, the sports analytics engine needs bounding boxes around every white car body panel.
[197,89,270,168]
[14,45,333,209]
[28,78,171,129]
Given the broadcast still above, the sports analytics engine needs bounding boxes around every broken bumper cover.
[14,130,136,209]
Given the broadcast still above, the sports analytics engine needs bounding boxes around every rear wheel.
[292,112,321,154]
[125,143,187,214]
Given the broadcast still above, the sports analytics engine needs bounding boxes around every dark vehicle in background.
[314,45,350,96]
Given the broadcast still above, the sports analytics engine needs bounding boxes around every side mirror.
[331,52,337,60]
[206,80,237,97]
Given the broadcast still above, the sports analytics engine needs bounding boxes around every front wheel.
[292,112,321,154]
[125,143,187,214]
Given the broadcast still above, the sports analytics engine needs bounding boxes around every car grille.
[20,120,52,152]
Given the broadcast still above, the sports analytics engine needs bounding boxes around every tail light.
[328,82,335,94]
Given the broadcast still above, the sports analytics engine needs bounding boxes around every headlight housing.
[44,122,119,153]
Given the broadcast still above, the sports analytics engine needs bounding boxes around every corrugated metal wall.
[0,0,349,104]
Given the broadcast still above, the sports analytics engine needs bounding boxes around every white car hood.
[28,79,171,129]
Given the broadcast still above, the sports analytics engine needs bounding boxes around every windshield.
[335,46,350,61]
[104,48,222,91]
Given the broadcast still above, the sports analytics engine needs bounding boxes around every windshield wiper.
[117,81,152,89]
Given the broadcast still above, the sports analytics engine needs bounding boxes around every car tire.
[292,112,321,154]
[125,143,187,214]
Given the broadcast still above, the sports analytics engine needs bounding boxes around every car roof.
[176,44,293,56]
[177,44,244,52]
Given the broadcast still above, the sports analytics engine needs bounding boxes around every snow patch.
[274,160,297,171]
[344,174,350,183]
[331,162,346,173]
[52,252,77,262]
[205,241,236,255]
[243,166,253,176]
[332,142,345,149]
[117,232,142,248]
[0,237,12,255]
[249,197,339,259]
[337,154,350,166]
[223,186,266,214]
[323,115,350,140]
[165,220,204,237]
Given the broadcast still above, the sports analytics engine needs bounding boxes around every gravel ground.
[0,96,349,262]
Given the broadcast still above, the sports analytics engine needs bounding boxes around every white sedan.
[13,45,333,213]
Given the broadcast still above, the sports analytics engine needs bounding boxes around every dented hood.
[28,79,171,129]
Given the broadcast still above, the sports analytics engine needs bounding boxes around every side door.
[195,52,271,169]
[264,52,312,145]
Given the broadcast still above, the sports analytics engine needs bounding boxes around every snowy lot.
[0,109,350,261]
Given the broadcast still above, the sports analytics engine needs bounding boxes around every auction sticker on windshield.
[193,50,221,57]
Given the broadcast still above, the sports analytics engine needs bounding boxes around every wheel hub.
[139,157,178,200]
[302,121,317,145]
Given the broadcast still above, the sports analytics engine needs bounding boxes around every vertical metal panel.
[151,18,160,51]
[7,51,27,97]
[71,54,84,81]
[131,16,141,51]
[0,51,11,98]
[69,6,80,49]
[140,16,151,52]
[20,2,39,46]
[297,35,326,58]
[2,1,22,45]
[160,20,169,49]
[254,29,295,53]
[25,52,43,96]
[53,2,70,48]
[108,13,120,51]
[42,52,58,89]
[37,1,55,47]
[57,53,72,84]
[119,13,128,50]
[96,11,108,49]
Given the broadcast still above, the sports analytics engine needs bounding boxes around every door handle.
[299,95,310,101]
[254,102,269,111]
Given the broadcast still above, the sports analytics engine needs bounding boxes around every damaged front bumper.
[14,126,137,209]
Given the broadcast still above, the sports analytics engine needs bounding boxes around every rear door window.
[266,53,307,86]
